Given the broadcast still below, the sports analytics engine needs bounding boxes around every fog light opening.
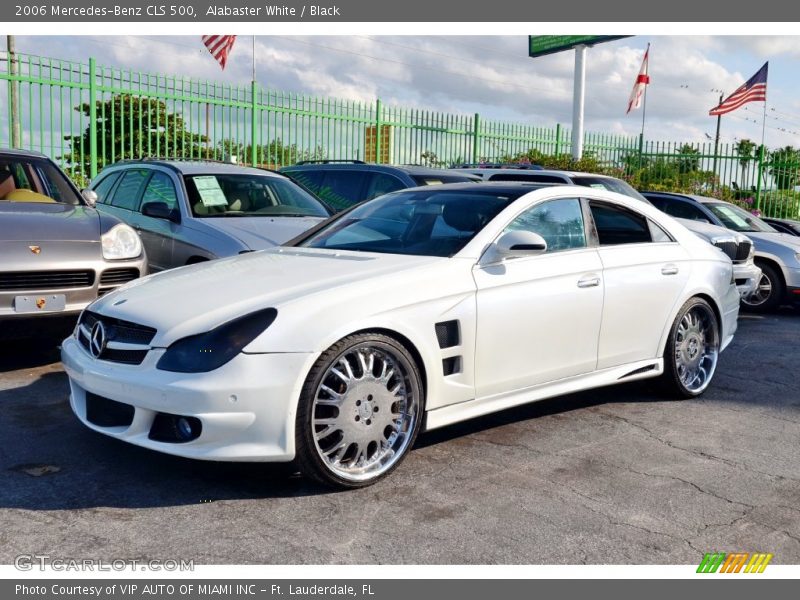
[148,413,202,443]
[175,417,194,441]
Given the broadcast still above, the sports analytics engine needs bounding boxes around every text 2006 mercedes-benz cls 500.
[62,182,740,488]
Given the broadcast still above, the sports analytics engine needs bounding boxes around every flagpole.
[638,43,650,169]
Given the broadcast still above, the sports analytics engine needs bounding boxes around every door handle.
[577,275,601,288]
[661,264,679,276]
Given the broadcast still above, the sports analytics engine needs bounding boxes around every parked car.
[761,217,800,237]
[279,160,480,211]
[88,159,331,272]
[642,192,800,312]
[451,163,543,175]
[62,182,739,488]
[454,168,761,299]
[0,149,146,340]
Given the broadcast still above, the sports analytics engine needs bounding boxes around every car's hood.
[0,202,99,241]
[199,216,326,249]
[90,248,445,344]
[746,230,800,251]
[676,218,749,243]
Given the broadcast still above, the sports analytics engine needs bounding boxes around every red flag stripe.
[709,62,768,116]
[202,35,236,70]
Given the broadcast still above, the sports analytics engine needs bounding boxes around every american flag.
[202,35,237,70]
[709,62,768,116]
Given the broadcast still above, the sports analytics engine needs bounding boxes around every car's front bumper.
[783,266,800,305]
[61,335,318,462]
[733,261,761,299]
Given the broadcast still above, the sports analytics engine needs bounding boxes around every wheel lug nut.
[356,400,361,406]
[368,395,373,401]
[366,419,371,425]
[355,416,360,422]
[373,406,379,412]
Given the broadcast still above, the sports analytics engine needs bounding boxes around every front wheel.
[295,333,424,489]
[742,262,784,313]
[660,297,720,399]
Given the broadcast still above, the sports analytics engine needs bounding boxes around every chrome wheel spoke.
[673,304,719,394]
[311,342,419,482]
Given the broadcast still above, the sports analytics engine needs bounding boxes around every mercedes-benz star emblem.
[89,321,107,359]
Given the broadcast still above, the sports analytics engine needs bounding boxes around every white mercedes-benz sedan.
[62,183,740,488]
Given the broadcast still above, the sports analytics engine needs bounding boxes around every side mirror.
[142,201,181,223]
[81,189,98,207]
[483,230,548,264]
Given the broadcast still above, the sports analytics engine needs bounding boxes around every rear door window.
[317,170,368,211]
[140,171,179,212]
[110,169,149,211]
[365,173,406,199]
[589,202,653,246]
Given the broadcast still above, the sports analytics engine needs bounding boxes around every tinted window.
[0,157,80,204]
[705,202,777,233]
[317,170,368,210]
[285,170,324,192]
[365,172,406,200]
[300,189,524,257]
[505,198,586,252]
[110,169,149,210]
[141,172,179,211]
[589,203,652,245]
[572,176,649,202]
[658,198,709,221]
[92,172,122,204]
[491,174,567,184]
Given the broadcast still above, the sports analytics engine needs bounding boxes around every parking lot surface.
[1,311,799,565]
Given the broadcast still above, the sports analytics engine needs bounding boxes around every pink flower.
[751,209,762,217]
[744,197,754,205]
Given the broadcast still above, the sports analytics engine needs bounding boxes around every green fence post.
[555,123,561,156]
[88,57,98,179]
[472,112,480,164]
[375,98,382,164]
[251,80,258,167]
[755,144,765,212]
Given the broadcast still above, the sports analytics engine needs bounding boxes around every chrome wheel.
[310,342,420,483]
[673,304,719,394]
[742,272,772,307]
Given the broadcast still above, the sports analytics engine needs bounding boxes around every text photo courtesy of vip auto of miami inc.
[0,31,799,574]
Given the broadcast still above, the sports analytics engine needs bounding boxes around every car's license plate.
[14,294,67,313]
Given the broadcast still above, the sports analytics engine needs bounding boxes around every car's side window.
[317,170,367,211]
[504,198,586,252]
[663,199,708,221]
[364,173,405,200]
[110,169,148,211]
[140,172,178,212]
[92,172,121,205]
[589,202,652,246]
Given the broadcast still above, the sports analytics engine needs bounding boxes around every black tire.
[742,262,784,313]
[660,297,720,399]
[295,332,424,489]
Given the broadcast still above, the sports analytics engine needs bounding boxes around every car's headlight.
[156,308,277,373]
[102,224,142,260]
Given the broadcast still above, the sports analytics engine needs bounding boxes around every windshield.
[185,174,329,218]
[0,157,81,205]
[571,176,651,203]
[298,188,524,257]
[705,202,777,233]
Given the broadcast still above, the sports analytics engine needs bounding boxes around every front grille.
[98,268,141,296]
[85,392,135,427]
[100,268,140,286]
[77,310,156,365]
[0,269,94,291]
[713,241,738,262]
[736,241,752,262]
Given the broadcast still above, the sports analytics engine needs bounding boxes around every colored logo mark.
[697,552,773,573]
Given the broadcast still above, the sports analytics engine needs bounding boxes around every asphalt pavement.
[1,310,798,564]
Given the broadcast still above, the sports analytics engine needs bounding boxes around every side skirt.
[424,358,664,432]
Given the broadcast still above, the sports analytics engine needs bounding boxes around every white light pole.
[571,45,586,161]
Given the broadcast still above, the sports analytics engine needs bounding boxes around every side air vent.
[618,364,657,380]
[435,320,460,349]
[442,356,461,376]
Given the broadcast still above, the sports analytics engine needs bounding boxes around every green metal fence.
[2,51,799,218]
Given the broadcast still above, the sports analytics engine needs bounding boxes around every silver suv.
[89,160,331,272]
[452,167,761,300]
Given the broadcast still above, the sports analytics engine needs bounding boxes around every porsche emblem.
[35,298,46,309]
[29,245,41,255]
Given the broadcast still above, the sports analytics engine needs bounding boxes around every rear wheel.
[742,262,783,312]
[660,297,720,399]
[295,333,424,489]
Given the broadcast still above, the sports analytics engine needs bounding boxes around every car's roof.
[391,181,560,196]
[281,162,472,177]
[641,191,728,205]
[0,148,50,159]
[105,159,282,177]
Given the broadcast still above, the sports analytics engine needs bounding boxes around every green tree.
[216,138,325,167]
[734,138,757,193]
[675,144,701,174]
[768,145,800,190]
[62,94,207,183]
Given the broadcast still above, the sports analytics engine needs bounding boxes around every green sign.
[528,35,631,58]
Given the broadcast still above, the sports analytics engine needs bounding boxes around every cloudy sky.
[10,35,800,150]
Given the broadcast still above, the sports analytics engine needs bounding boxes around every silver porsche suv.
[0,149,147,340]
